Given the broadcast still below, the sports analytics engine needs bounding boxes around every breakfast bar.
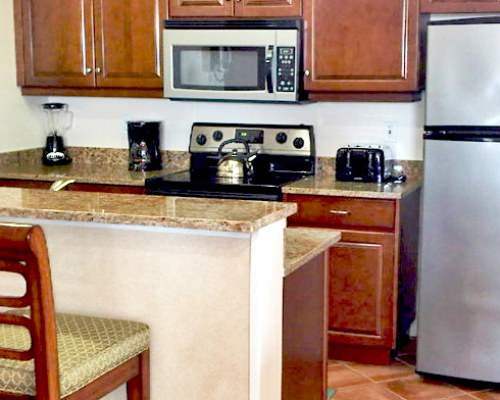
[0,187,340,400]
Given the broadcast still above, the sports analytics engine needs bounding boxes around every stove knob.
[196,134,207,146]
[276,132,288,144]
[293,137,305,149]
[212,130,223,142]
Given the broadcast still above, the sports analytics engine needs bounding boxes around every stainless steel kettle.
[217,139,257,179]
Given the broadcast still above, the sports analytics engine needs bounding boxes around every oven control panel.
[190,123,314,156]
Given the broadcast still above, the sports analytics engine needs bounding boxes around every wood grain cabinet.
[168,0,302,18]
[303,0,424,101]
[0,179,144,194]
[420,0,500,13]
[283,192,421,365]
[14,0,165,97]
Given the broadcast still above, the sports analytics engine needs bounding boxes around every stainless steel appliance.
[41,103,72,166]
[417,17,500,383]
[163,20,304,103]
[145,123,315,201]
[127,121,162,171]
[335,144,395,183]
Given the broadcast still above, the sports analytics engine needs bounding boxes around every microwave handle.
[265,45,274,94]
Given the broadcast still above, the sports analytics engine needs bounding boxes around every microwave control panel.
[276,47,296,93]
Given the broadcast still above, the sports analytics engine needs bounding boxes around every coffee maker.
[41,103,72,166]
[127,121,162,171]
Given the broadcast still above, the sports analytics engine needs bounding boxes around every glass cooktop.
[145,170,303,201]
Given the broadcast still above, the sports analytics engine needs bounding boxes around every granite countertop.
[0,163,422,199]
[0,149,422,199]
[284,227,341,276]
[282,174,422,199]
[0,187,296,233]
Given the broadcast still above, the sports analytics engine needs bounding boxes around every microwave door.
[265,45,275,95]
[163,29,290,102]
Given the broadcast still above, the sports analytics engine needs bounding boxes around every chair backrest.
[0,222,60,398]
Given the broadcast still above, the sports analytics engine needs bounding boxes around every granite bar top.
[283,175,422,199]
[284,227,341,276]
[0,187,296,233]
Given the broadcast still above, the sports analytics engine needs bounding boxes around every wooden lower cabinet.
[0,179,51,190]
[284,191,420,365]
[420,0,500,13]
[66,183,144,195]
[0,179,144,195]
[328,231,396,365]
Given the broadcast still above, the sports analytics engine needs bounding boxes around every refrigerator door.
[426,18,500,127]
[417,134,500,382]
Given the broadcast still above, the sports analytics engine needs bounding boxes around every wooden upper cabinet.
[168,0,233,17]
[303,0,423,97]
[236,0,302,17]
[168,0,302,18]
[94,0,163,88]
[420,0,500,13]
[16,0,95,87]
[15,0,164,93]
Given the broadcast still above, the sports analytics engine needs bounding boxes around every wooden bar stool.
[0,222,150,399]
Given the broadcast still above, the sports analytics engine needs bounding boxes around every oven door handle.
[265,45,274,94]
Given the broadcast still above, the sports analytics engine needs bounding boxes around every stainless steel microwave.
[163,19,304,103]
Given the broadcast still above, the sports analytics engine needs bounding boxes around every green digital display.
[236,129,264,144]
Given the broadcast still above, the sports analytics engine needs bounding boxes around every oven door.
[163,21,300,102]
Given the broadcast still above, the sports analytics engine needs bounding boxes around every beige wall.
[0,0,45,152]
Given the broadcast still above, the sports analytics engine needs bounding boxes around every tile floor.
[328,341,500,399]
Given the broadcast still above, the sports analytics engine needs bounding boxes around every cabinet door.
[67,183,145,194]
[236,0,302,17]
[94,0,164,88]
[421,0,500,13]
[0,179,52,190]
[16,0,96,87]
[328,231,396,350]
[168,0,234,17]
[303,0,421,93]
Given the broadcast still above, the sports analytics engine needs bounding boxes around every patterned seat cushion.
[0,313,149,397]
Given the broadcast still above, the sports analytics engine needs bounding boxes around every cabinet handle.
[85,67,92,74]
[304,69,310,77]
[95,67,102,74]
[235,0,241,2]
[329,210,350,216]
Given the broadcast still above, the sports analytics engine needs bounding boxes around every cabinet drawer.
[284,194,396,231]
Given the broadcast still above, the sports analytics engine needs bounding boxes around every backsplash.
[47,97,426,161]
[0,147,422,181]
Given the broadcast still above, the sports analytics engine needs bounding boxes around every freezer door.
[426,20,500,126]
[417,138,500,382]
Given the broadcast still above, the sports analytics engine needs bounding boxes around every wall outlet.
[385,121,397,143]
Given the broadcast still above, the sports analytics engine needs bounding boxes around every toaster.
[336,144,394,183]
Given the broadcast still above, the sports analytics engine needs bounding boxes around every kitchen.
[1,1,500,399]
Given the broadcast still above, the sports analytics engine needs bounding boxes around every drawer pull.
[329,210,350,216]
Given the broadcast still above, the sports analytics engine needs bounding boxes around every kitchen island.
[0,187,340,400]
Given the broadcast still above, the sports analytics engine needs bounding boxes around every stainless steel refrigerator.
[417,17,500,383]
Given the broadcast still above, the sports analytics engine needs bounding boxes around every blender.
[41,103,73,166]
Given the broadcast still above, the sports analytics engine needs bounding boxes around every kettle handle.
[217,138,251,158]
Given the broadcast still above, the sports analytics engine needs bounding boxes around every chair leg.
[126,349,150,400]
